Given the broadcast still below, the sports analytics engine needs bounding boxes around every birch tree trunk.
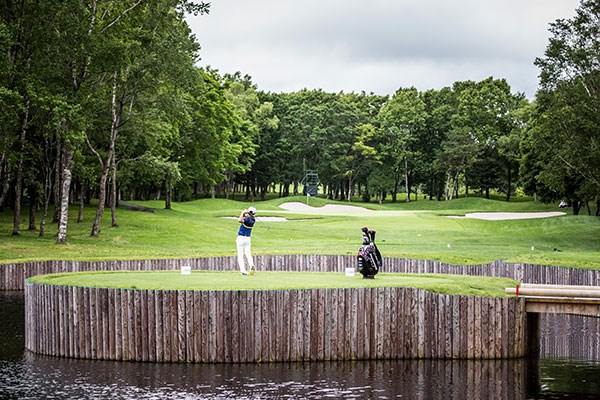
[110,154,117,227]
[56,149,73,244]
[346,176,354,202]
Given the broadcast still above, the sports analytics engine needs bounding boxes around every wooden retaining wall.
[540,314,600,360]
[25,282,528,362]
[4,255,600,291]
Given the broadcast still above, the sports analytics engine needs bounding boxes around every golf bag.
[357,226,382,279]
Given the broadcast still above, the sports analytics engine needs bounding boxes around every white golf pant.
[236,235,254,273]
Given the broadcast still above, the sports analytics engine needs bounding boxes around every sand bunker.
[278,202,419,217]
[256,216,288,222]
[278,202,566,221]
[448,212,566,220]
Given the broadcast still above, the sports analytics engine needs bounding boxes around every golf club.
[255,216,271,230]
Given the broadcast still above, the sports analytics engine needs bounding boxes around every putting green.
[27,270,516,297]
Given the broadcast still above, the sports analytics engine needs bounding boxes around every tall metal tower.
[301,170,320,196]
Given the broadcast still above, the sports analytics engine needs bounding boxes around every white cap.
[248,206,256,215]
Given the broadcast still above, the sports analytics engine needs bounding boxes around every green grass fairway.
[27,270,517,297]
[2,196,600,269]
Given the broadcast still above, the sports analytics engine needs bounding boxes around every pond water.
[2,291,599,399]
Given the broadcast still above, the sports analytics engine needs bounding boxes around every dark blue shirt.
[237,215,255,236]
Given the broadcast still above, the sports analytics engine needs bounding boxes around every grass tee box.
[27,270,517,297]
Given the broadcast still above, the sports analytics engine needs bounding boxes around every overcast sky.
[186,0,580,99]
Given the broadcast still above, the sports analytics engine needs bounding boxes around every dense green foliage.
[531,0,600,214]
[1,0,599,246]
[27,270,517,297]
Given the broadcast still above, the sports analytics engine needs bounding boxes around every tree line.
[1,0,599,243]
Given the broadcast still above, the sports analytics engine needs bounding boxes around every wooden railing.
[505,283,600,317]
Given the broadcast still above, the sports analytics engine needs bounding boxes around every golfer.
[236,206,256,275]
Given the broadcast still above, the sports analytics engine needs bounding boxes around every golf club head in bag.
[361,226,376,242]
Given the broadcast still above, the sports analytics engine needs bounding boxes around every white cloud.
[187,0,580,99]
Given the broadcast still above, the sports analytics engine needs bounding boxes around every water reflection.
[2,353,533,399]
[541,314,600,361]
[2,291,600,399]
